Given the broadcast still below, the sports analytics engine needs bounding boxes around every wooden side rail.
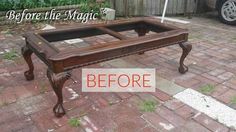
[96,27,129,40]
[21,18,191,118]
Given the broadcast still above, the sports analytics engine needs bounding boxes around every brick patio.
[0,14,236,132]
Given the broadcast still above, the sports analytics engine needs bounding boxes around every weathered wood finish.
[47,69,71,117]
[179,43,192,73]
[21,44,34,81]
[22,18,191,117]
[111,0,197,16]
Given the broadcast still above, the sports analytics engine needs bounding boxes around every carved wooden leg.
[21,45,34,81]
[135,28,149,55]
[47,69,71,117]
[179,43,192,74]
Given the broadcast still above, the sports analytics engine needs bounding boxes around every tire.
[218,0,236,25]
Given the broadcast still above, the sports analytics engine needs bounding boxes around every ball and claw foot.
[47,70,71,118]
[179,64,188,74]
[179,43,192,74]
[22,45,34,81]
[24,71,34,81]
[53,103,66,117]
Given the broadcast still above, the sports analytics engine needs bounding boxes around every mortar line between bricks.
[137,124,155,132]
[156,75,234,130]
[174,88,236,130]
[208,87,233,105]
[140,114,161,131]
[171,95,231,131]
[192,114,230,132]
[28,115,42,131]
[177,118,216,132]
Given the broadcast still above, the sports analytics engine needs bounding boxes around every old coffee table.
[22,18,192,117]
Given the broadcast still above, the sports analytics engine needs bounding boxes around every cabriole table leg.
[135,27,150,55]
[47,69,71,117]
[21,45,34,81]
[179,43,192,74]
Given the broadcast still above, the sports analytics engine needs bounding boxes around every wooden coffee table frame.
[22,18,192,117]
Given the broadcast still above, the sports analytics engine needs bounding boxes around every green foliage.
[68,118,81,127]
[3,50,18,60]
[139,100,157,112]
[79,0,110,14]
[230,96,236,105]
[109,101,113,106]
[199,84,215,94]
[0,0,110,11]
[233,37,236,40]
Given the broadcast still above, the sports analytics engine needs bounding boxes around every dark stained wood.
[21,44,34,81]
[22,18,191,117]
[179,43,192,73]
[50,29,188,73]
[134,24,150,54]
[96,27,128,40]
[47,69,71,117]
